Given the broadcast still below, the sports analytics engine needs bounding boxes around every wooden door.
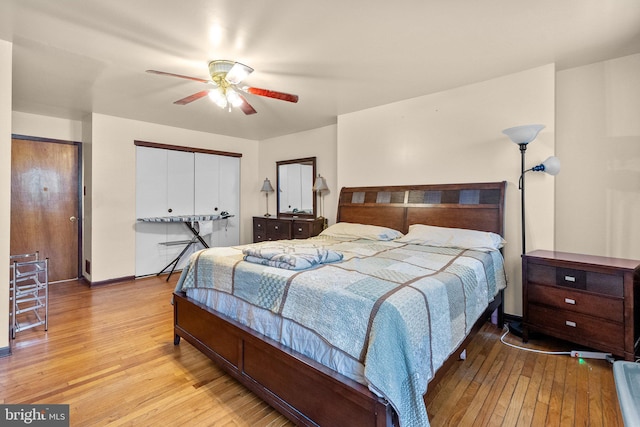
[11,137,80,282]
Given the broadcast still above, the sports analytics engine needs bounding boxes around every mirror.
[277,157,316,218]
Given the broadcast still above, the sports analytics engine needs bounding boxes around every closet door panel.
[136,146,168,218]
[217,155,240,247]
[167,150,195,216]
[135,222,168,276]
[136,147,169,276]
[194,153,220,248]
[165,150,196,269]
[194,153,221,214]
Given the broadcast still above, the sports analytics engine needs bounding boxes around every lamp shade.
[313,175,328,192]
[260,178,274,192]
[532,156,561,175]
[502,124,545,145]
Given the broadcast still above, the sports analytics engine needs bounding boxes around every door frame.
[11,134,83,280]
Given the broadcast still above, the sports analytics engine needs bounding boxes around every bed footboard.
[173,291,397,427]
[173,288,503,427]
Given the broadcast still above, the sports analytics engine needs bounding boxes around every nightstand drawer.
[527,263,623,297]
[528,283,623,323]
[527,304,623,351]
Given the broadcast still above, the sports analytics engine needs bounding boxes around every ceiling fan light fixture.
[208,60,234,76]
[226,89,243,107]
[208,88,228,109]
[149,59,298,115]
[226,62,254,84]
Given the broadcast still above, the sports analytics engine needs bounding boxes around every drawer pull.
[565,320,577,327]
[564,275,576,282]
[274,225,279,230]
[564,298,576,305]
[298,227,303,232]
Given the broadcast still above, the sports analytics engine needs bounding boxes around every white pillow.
[396,224,505,251]
[319,222,404,241]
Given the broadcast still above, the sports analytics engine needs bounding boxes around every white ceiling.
[1,0,640,140]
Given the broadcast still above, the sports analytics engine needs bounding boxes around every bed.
[173,182,507,427]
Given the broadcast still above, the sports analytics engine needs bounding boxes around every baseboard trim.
[0,345,12,358]
[503,313,522,326]
[89,275,136,287]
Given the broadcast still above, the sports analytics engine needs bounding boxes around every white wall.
[259,125,338,224]
[556,53,640,260]
[0,40,12,352]
[12,112,83,141]
[89,113,259,282]
[336,65,557,316]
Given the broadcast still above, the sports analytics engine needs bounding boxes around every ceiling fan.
[146,60,299,115]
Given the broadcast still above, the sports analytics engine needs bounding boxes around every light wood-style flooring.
[0,276,624,426]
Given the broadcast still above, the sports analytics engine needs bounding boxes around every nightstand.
[522,250,640,361]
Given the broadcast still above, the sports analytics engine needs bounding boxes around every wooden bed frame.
[173,181,507,426]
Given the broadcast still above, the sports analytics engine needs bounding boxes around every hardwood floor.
[1,276,624,426]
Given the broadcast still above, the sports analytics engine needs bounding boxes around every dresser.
[253,216,324,242]
[522,250,640,361]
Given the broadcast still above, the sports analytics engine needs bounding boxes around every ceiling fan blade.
[173,90,209,105]
[225,62,254,85]
[146,69,213,85]
[245,87,299,103]
[238,95,257,115]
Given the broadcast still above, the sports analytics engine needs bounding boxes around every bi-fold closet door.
[135,146,240,277]
[194,153,240,248]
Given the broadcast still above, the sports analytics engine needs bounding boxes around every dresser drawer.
[292,221,313,239]
[527,263,623,297]
[266,220,291,240]
[253,218,267,242]
[527,283,623,323]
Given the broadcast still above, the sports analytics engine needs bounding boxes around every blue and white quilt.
[175,235,507,427]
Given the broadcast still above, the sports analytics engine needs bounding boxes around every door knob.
[70,216,77,222]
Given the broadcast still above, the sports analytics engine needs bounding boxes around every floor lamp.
[260,178,274,217]
[503,124,561,335]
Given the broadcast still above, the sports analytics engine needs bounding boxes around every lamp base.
[264,213,271,217]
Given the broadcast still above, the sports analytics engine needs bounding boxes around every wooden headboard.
[336,181,507,236]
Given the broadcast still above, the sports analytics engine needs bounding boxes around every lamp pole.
[519,143,527,255]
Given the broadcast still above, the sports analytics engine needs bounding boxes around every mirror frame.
[276,157,317,218]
